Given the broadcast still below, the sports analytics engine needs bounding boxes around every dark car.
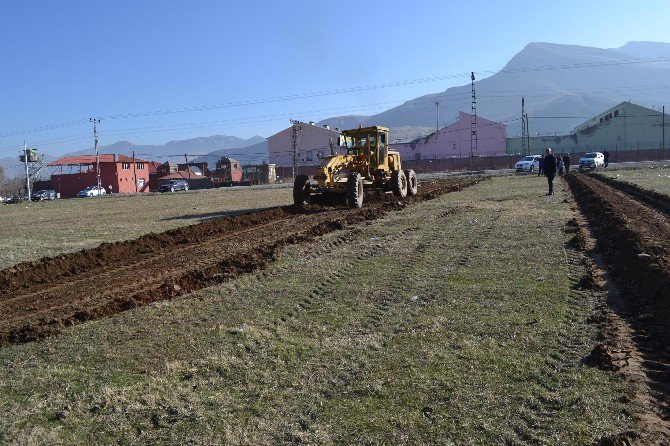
[4,195,22,204]
[158,179,189,193]
[31,189,57,201]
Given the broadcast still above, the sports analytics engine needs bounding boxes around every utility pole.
[290,119,302,180]
[90,118,101,191]
[435,101,440,137]
[470,72,477,169]
[132,150,138,192]
[23,142,31,202]
[663,105,666,159]
[525,113,531,154]
[19,143,43,202]
[521,98,526,155]
[184,153,191,179]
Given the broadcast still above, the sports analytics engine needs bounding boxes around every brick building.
[48,154,151,197]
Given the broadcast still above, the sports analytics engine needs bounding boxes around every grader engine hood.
[314,154,362,186]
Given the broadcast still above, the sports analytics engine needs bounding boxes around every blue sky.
[1,0,669,157]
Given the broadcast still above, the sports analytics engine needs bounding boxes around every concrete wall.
[393,111,507,160]
[268,123,343,167]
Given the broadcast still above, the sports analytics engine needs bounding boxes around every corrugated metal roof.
[48,154,149,166]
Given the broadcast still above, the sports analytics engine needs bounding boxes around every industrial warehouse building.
[48,154,151,197]
[507,101,669,155]
[393,111,507,160]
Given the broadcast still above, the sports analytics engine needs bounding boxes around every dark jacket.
[562,155,571,166]
[544,154,557,176]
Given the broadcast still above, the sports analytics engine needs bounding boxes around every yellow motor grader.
[293,125,417,208]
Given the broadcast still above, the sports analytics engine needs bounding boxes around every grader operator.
[293,125,418,208]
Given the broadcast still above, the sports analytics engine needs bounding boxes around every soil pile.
[0,177,483,347]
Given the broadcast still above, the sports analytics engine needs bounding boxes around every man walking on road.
[544,148,557,195]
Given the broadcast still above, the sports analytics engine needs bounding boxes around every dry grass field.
[600,166,670,195]
[0,175,638,445]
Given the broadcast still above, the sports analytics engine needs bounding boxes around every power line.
[2,55,669,139]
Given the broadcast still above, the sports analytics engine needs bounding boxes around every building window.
[136,162,144,170]
[306,150,314,162]
[614,110,619,117]
[122,162,130,169]
[137,178,145,187]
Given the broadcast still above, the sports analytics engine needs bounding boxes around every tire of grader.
[293,174,311,207]
[391,170,408,197]
[347,172,364,208]
[404,169,418,196]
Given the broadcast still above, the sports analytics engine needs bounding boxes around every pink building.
[268,122,343,167]
[393,112,507,160]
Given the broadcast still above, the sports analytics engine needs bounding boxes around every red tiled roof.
[48,154,149,166]
[147,161,160,174]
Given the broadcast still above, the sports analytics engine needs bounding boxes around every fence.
[275,148,669,180]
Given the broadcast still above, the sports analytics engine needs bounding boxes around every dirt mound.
[590,173,670,215]
[566,173,670,444]
[0,177,485,347]
[566,174,670,327]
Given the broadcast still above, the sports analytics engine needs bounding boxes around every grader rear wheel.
[404,169,418,196]
[391,170,408,197]
[347,172,364,208]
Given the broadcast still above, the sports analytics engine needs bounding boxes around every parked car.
[31,189,57,201]
[158,179,189,193]
[4,195,22,204]
[514,155,541,172]
[77,186,107,198]
[578,152,605,170]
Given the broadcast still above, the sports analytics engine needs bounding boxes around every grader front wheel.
[347,172,364,208]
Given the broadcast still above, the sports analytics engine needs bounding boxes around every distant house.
[242,163,276,185]
[48,154,151,197]
[393,112,508,160]
[212,157,243,186]
[268,121,343,167]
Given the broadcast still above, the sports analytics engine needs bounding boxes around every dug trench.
[565,172,670,444]
[0,177,485,348]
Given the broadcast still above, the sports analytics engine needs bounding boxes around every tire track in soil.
[0,177,487,348]
[508,233,602,446]
[274,203,503,443]
[566,173,670,445]
[589,173,670,216]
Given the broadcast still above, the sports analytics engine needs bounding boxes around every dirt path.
[0,178,483,347]
[566,172,670,445]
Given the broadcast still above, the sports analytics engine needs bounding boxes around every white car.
[77,186,107,198]
[578,152,605,170]
[514,155,541,172]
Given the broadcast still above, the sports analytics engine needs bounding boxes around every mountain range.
[321,41,670,138]
[2,40,670,178]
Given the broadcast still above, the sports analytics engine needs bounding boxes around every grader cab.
[293,126,417,208]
